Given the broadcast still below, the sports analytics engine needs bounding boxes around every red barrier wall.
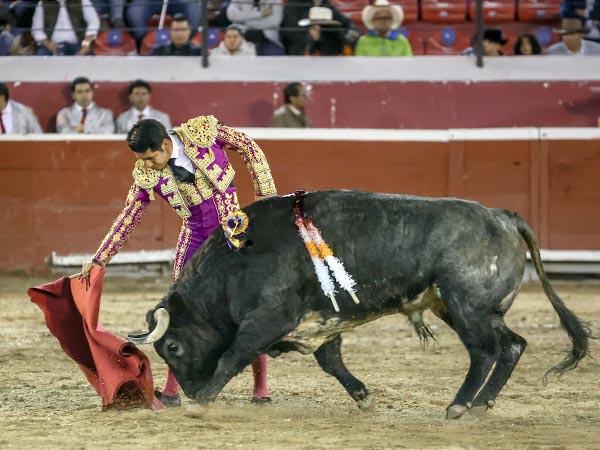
[6,80,600,131]
[2,132,599,271]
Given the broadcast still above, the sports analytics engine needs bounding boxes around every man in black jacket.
[151,13,201,56]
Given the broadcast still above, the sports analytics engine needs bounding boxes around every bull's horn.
[127,308,170,345]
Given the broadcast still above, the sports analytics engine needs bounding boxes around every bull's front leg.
[185,312,294,416]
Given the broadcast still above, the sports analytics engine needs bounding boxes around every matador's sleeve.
[93,184,151,265]
[215,123,277,197]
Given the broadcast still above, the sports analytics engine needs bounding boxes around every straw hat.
[361,0,404,31]
[298,7,341,27]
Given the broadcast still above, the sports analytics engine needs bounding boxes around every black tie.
[167,158,195,183]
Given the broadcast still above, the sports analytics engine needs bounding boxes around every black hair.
[225,24,244,36]
[0,82,8,101]
[71,76,92,92]
[172,13,188,23]
[513,34,542,55]
[283,82,302,104]
[126,119,169,153]
[128,79,152,95]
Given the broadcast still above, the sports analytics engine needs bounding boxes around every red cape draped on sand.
[27,267,164,410]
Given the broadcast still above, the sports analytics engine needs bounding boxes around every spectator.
[226,0,285,56]
[31,0,100,56]
[354,0,412,57]
[271,82,311,128]
[299,6,348,56]
[150,13,202,56]
[126,0,201,43]
[514,33,542,55]
[116,80,172,134]
[211,24,257,57]
[546,17,600,54]
[0,4,15,56]
[560,0,600,41]
[0,82,43,134]
[281,0,355,55]
[56,77,114,134]
[462,28,508,56]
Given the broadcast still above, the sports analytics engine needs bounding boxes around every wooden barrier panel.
[1,128,599,271]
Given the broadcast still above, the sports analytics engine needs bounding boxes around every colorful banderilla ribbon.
[294,211,360,312]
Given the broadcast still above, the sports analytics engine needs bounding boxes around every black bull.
[130,190,591,419]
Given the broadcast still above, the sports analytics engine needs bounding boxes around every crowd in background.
[1,0,600,56]
[0,78,311,134]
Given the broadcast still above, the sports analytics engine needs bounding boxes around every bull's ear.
[166,291,188,318]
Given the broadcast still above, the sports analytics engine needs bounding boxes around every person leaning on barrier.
[271,82,311,128]
[116,80,172,134]
[56,77,115,134]
[79,116,277,407]
[0,82,43,134]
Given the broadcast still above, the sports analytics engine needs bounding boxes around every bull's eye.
[165,338,182,356]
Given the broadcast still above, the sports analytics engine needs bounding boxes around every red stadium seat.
[421,0,468,23]
[92,30,138,56]
[468,0,516,23]
[517,0,561,22]
[397,0,419,23]
[501,29,517,55]
[398,27,426,55]
[139,29,171,56]
[425,27,471,54]
[190,30,224,48]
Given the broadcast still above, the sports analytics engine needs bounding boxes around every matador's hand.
[74,260,103,290]
[254,193,277,202]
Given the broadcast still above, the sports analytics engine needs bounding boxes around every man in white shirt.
[56,77,114,134]
[546,18,600,55]
[0,82,43,134]
[32,0,100,55]
[116,80,172,134]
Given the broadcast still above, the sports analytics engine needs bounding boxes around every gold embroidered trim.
[132,159,161,190]
[173,221,192,281]
[160,172,191,218]
[179,115,219,148]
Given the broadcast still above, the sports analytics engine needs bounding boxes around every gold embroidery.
[179,115,219,148]
[173,222,192,281]
[160,174,191,218]
[216,125,277,196]
[132,160,161,190]
[178,182,203,205]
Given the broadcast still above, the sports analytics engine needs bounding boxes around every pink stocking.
[161,367,181,396]
[251,354,269,399]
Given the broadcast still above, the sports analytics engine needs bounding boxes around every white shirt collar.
[76,102,94,112]
[167,130,195,173]
[2,101,13,115]
[288,104,302,116]
[132,106,151,118]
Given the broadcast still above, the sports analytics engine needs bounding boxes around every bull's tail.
[504,211,592,379]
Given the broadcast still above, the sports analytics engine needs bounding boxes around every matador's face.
[135,139,172,171]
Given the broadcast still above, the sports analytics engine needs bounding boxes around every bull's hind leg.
[441,295,500,419]
[314,335,374,411]
[470,320,527,415]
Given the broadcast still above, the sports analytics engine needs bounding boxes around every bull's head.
[128,291,231,401]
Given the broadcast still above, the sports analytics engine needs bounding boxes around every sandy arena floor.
[1,273,599,450]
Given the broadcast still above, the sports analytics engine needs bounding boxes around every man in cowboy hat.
[299,6,348,55]
[354,0,412,56]
[546,17,600,55]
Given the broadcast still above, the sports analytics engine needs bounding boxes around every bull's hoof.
[469,405,489,417]
[183,403,208,419]
[154,390,181,408]
[357,393,376,412]
[446,404,468,420]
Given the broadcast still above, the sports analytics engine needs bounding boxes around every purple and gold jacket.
[93,115,277,266]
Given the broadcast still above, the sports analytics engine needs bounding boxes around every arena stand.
[0,56,599,274]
